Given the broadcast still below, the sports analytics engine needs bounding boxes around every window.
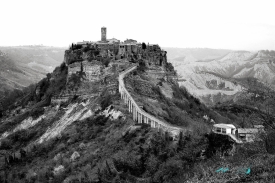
[222,128,226,133]
[216,128,221,133]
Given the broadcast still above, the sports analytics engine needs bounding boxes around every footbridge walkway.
[118,65,185,138]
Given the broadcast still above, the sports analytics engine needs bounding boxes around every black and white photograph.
[0,0,275,182]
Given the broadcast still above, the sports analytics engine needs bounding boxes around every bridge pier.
[133,107,135,121]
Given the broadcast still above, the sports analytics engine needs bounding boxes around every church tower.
[101,27,107,41]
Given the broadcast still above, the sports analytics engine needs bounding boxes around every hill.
[169,49,275,105]
[0,46,65,95]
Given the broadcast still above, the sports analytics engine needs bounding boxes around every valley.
[0,46,65,94]
[169,49,275,105]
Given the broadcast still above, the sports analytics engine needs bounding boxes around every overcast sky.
[0,0,275,50]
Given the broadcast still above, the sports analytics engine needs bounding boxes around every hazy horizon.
[1,0,275,51]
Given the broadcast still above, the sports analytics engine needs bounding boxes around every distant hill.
[168,48,275,105]
[164,47,232,61]
[0,46,65,94]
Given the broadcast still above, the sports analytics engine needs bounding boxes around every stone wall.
[82,61,103,82]
[68,62,81,78]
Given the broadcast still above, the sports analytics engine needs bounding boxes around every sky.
[0,0,275,50]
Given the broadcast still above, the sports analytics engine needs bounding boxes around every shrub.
[173,99,189,111]
[266,131,275,154]
[82,46,90,53]
[142,42,147,49]
[72,44,82,50]
[100,94,112,109]
[0,138,12,149]
[137,60,146,72]
[30,107,44,119]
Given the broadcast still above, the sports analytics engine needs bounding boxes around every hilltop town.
[64,27,171,82]
[54,27,175,102]
[57,27,182,137]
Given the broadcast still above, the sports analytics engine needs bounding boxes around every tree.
[142,42,147,50]
[68,73,81,95]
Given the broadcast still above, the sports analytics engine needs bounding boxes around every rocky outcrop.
[70,151,80,162]
[64,50,83,65]
[82,60,103,81]
[53,165,65,175]
[67,62,81,78]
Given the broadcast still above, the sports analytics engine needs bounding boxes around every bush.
[137,60,146,72]
[102,58,110,67]
[142,42,147,49]
[0,138,13,149]
[100,94,112,109]
[172,85,190,100]
[30,107,44,119]
[266,131,275,154]
[164,106,189,126]
[82,46,90,52]
[72,44,82,50]
[173,99,189,111]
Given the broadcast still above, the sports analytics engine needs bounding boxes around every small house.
[124,39,137,44]
[213,124,236,135]
[253,125,265,132]
[118,44,126,56]
[236,128,259,142]
[107,38,120,44]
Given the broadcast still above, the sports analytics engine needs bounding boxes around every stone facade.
[82,61,103,81]
[68,62,81,77]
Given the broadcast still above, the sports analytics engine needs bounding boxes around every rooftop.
[238,128,259,134]
[213,123,236,129]
[254,125,264,128]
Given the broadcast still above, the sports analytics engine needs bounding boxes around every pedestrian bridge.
[118,65,185,138]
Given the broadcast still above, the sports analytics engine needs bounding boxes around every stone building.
[118,44,126,56]
[101,27,107,42]
[131,44,138,53]
[124,39,137,44]
[236,128,259,142]
[66,27,169,74]
[107,38,120,44]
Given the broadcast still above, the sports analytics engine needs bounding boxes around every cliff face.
[64,49,83,65]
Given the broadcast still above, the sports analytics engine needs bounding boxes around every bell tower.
[101,27,107,41]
